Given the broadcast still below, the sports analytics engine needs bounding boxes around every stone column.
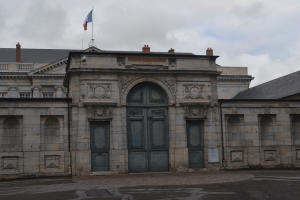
[31,86,41,98]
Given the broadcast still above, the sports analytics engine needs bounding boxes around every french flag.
[83,9,93,31]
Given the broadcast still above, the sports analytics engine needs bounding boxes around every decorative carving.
[128,109,143,116]
[119,76,139,98]
[157,77,176,99]
[151,110,165,116]
[88,107,113,119]
[117,57,125,66]
[169,58,176,67]
[184,85,204,99]
[185,106,207,119]
[126,65,168,70]
[88,84,111,99]
[93,108,107,117]
[264,150,276,161]
[231,151,243,162]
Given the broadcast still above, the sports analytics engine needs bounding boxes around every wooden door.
[90,121,110,171]
[127,82,169,173]
[187,120,204,168]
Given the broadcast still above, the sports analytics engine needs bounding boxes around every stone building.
[0,43,299,178]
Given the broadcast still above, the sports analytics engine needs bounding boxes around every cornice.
[29,58,68,75]
[0,75,65,79]
[31,75,65,79]
[0,75,28,79]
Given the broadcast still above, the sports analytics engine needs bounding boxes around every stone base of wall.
[0,172,70,180]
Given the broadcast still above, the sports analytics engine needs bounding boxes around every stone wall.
[221,100,300,169]
[0,100,70,179]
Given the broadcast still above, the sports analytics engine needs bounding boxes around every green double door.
[127,82,169,173]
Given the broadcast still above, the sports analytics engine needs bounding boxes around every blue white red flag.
[83,10,93,31]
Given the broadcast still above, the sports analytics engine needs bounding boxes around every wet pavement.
[0,170,299,200]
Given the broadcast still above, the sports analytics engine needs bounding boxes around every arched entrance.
[127,82,169,173]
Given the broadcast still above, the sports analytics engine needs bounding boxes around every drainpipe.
[68,101,72,175]
[219,100,225,169]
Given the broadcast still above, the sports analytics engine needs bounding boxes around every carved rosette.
[88,84,111,99]
[185,106,207,119]
[184,85,204,99]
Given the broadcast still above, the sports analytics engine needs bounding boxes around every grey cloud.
[15,0,69,48]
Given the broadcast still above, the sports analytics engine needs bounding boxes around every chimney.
[206,47,213,56]
[168,48,175,53]
[16,42,21,62]
[142,45,150,53]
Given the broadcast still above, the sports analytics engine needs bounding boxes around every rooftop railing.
[0,63,10,70]
[18,63,33,71]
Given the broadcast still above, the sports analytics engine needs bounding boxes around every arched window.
[227,115,244,146]
[3,117,22,151]
[260,115,275,146]
[44,117,60,146]
[292,115,300,145]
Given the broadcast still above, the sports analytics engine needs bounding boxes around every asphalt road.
[0,170,299,200]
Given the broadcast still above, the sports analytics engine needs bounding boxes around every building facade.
[0,44,299,178]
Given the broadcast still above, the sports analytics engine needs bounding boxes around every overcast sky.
[1,0,299,87]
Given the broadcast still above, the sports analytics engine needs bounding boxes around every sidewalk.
[73,171,254,187]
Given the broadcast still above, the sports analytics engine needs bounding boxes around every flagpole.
[92,7,94,42]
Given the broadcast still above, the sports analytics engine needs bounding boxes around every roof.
[233,70,300,99]
[0,47,213,64]
[0,48,80,63]
[102,50,195,55]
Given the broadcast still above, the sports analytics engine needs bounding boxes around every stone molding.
[125,65,168,70]
[119,76,176,104]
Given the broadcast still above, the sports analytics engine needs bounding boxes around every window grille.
[43,93,54,98]
[20,93,31,98]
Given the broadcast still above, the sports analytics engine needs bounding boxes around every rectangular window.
[20,93,31,98]
[43,92,54,98]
